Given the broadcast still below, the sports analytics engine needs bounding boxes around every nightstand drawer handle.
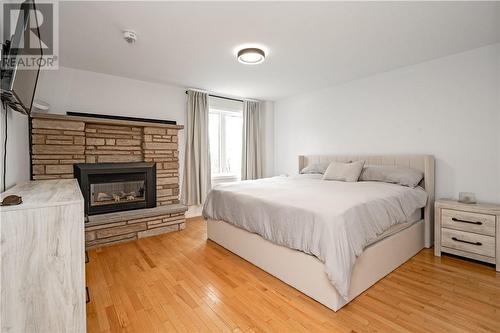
[451,237,482,246]
[451,217,482,225]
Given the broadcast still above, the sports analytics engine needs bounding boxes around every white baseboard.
[186,205,203,218]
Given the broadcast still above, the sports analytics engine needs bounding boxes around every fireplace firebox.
[74,162,156,216]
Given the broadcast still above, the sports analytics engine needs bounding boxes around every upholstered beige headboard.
[299,154,435,248]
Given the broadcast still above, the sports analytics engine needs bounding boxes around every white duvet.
[202,175,428,299]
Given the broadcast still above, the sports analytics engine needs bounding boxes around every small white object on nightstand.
[434,199,500,272]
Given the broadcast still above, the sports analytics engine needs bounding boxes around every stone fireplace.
[30,112,187,248]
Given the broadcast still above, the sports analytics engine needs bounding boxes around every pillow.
[300,162,330,174]
[359,165,423,188]
[322,160,365,182]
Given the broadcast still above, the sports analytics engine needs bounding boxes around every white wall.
[274,44,500,203]
[0,106,30,191]
[35,67,187,120]
[498,53,500,201]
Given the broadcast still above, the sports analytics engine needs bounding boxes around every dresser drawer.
[441,228,495,257]
[441,209,496,236]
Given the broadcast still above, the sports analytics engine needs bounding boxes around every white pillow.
[300,162,330,174]
[322,161,365,182]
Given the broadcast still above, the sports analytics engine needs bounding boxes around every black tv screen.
[0,0,42,115]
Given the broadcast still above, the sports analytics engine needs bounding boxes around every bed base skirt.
[206,219,425,312]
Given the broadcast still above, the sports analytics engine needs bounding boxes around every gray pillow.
[360,165,423,188]
[300,162,330,174]
[322,160,365,182]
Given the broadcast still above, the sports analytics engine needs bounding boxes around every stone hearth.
[85,205,187,249]
[30,112,186,248]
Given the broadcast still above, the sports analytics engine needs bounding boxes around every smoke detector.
[123,30,137,44]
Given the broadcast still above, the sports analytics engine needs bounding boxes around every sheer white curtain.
[241,101,264,180]
[182,90,211,205]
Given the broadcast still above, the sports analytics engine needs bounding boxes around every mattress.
[203,174,428,299]
[367,209,422,247]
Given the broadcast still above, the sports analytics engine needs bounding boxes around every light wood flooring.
[86,217,500,332]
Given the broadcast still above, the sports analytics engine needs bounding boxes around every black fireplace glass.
[90,178,146,208]
[74,162,156,216]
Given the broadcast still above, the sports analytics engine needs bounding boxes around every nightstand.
[435,199,500,271]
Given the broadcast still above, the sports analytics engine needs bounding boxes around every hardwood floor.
[86,217,500,333]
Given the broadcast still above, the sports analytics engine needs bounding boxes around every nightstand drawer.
[441,228,495,257]
[441,209,495,236]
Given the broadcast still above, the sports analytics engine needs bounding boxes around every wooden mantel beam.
[31,112,184,130]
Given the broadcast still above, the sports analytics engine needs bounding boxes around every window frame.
[209,107,243,183]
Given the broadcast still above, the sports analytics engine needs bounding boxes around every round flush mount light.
[237,48,266,64]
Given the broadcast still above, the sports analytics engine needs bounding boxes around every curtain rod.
[185,90,244,103]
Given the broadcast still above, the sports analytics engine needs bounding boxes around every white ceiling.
[59,1,500,101]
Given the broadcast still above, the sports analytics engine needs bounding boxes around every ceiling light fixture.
[237,48,266,65]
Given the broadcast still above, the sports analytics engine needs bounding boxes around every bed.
[204,154,435,311]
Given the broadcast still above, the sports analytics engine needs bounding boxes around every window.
[208,97,243,183]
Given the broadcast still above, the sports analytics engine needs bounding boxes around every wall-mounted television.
[0,0,42,115]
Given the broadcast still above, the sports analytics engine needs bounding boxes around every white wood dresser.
[435,199,500,271]
[0,179,86,332]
